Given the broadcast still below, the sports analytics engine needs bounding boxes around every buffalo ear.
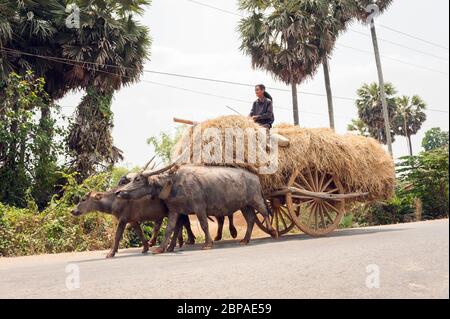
[159,180,173,200]
[94,193,103,200]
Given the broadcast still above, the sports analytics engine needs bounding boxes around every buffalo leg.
[214,216,225,241]
[153,212,179,254]
[183,215,196,245]
[107,220,127,258]
[252,200,277,238]
[131,222,149,254]
[228,214,238,239]
[148,218,163,247]
[168,216,185,252]
[197,212,213,250]
[240,207,256,245]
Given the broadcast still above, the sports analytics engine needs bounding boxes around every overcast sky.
[60,0,450,168]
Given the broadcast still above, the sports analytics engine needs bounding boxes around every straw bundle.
[173,115,395,202]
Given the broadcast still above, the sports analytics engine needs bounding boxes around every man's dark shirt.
[250,97,275,128]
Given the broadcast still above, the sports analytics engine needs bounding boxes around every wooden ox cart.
[173,116,395,239]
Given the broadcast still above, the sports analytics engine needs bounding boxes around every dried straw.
[173,115,395,201]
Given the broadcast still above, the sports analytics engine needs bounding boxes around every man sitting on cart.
[250,84,275,129]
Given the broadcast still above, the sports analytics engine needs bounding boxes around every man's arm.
[249,102,256,117]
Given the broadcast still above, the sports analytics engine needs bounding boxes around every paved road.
[0,220,448,299]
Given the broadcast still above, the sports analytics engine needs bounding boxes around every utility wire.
[185,0,243,17]
[1,47,447,114]
[349,29,449,62]
[184,0,450,73]
[0,47,354,101]
[0,48,353,119]
[377,24,450,51]
[336,44,449,75]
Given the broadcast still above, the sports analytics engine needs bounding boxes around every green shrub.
[0,170,161,257]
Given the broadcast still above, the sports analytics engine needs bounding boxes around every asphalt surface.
[0,220,448,299]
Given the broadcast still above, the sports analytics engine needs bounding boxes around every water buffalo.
[118,174,238,242]
[116,165,277,254]
[71,189,195,258]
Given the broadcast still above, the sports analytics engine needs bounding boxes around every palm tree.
[1,1,151,180]
[352,0,394,154]
[238,0,343,126]
[347,118,370,137]
[353,82,397,144]
[393,95,427,156]
[62,0,151,180]
[319,1,356,130]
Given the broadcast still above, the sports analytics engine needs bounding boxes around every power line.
[377,24,450,51]
[184,0,449,75]
[0,48,352,119]
[336,44,449,75]
[349,29,449,62]
[1,47,448,114]
[185,0,243,17]
[0,47,355,101]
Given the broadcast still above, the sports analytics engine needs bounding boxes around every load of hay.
[173,115,395,202]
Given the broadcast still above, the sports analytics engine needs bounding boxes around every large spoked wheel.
[255,198,296,237]
[286,168,346,237]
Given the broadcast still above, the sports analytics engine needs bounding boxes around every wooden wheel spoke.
[318,172,326,191]
[323,208,335,223]
[306,167,317,192]
[278,209,289,230]
[314,169,319,192]
[285,168,346,237]
[318,203,327,228]
[314,207,319,230]
[297,174,314,192]
[321,176,334,192]
[322,200,342,215]
[275,214,280,233]
[306,202,315,226]
[326,188,339,194]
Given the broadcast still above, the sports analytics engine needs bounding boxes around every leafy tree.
[0,71,64,208]
[422,128,449,151]
[321,0,393,129]
[1,0,152,181]
[392,95,427,156]
[397,148,449,219]
[347,118,370,137]
[147,126,186,165]
[352,82,398,144]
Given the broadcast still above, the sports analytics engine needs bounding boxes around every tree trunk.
[407,134,413,156]
[370,22,393,156]
[291,82,299,126]
[322,57,335,130]
[403,116,413,156]
[68,88,122,182]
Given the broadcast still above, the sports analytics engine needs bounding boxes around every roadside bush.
[0,170,160,257]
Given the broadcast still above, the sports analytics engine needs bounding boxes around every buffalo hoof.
[106,251,116,258]
[152,247,165,255]
[186,238,196,245]
[214,236,222,242]
[202,245,213,250]
[142,246,149,254]
[230,227,238,239]
[240,240,249,245]
[269,229,279,239]
[167,246,175,253]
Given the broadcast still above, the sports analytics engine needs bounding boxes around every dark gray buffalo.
[116,165,277,254]
[72,189,195,258]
